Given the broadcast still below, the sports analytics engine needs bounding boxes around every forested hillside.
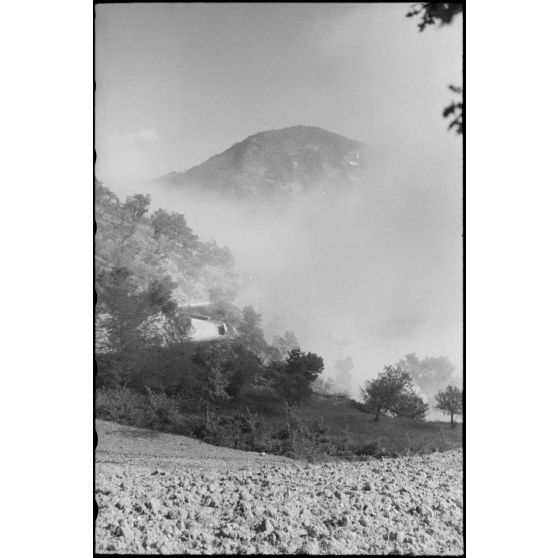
[95,179,237,309]
[95,180,324,406]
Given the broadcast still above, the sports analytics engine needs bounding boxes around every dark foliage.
[237,305,268,356]
[361,365,426,422]
[443,85,463,134]
[406,3,463,135]
[389,392,429,420]
[224,344,263,400]
[406,3,463,32]
[274,348,325,405]
[96,385,462,460]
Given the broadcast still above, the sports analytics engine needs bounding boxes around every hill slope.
[155,126,372,200]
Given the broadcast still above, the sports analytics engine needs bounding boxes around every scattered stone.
[338,515,349,527]
[312,523,330,538]
[165,509,180,520]
[115,525,133,541]
[239,490,252,501]
[115,498,132,510]
[133,502,147,514]
[299,540,321,554]
[256,518,274,534]
[147,499,161,513]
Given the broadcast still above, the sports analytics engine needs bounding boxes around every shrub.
[145,386,186,432]
[95,386,192,433]
[353,441,380,457]
[389,392,429,420]
[185,408,267,452]
[95,386,151,425]
[188,413,220,442]
[271,408,339,460]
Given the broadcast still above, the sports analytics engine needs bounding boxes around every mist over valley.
[98,125,462,399]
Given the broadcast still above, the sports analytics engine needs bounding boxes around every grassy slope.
[206,390,462,456]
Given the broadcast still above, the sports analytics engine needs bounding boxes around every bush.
[186,408,266,452]
[145,386,186,432]
[352,441,380,457]
[95,386,191,433]
[95,386,151,426]
[271,408,340,460]
[188,413,220,441]
[96,343,202,396]
[389,392,428,420]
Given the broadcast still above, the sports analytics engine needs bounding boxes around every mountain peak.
[156,126,371,199]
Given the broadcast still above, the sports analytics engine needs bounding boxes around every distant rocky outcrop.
[155,126,372,200]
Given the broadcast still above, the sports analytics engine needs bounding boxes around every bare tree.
[435,385,463,427]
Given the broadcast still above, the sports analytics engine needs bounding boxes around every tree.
[275,348,324,405]
[95,266,188,387]
[390,392,429,420]
[223,343,262,401]
[192,344,232,411]
[95,182,237,309]
[237,305,268,355]
[151,208,197,248]
[443,85,463,135]
[406,2,463,32]
[95,184,163,292]
[272,330,299,360]
[435,385,463,427]
[406,2,463,134]
[361,365,414,422]
[95,182,242,391]
[94,179,120,221]
[396,353,456,402]
[122,193,151,222]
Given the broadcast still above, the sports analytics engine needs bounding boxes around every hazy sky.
[95,3,463,392]
[96,3,462,185]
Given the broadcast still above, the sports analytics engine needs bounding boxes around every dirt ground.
[95,420,463,555]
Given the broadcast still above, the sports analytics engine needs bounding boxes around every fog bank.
[100,142,461,398]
